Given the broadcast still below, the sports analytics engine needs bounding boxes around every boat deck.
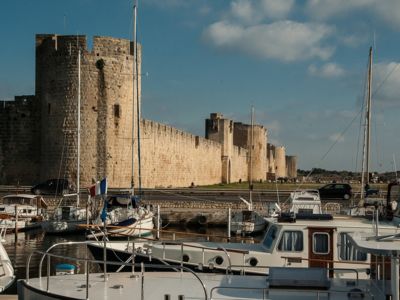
[20,272,386,299]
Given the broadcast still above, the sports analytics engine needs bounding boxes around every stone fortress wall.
[0,34,297,188]
[0,96,41,184]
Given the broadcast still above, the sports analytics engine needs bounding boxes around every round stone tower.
[233,122,267,182]
[286,155,298,179]
[205,113,233,183]
[274,146,286,178]
[35,34,141,188]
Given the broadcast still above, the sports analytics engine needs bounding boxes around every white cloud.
[374,0,400,27]
[340,33,369,48]
[306,0,400,28]
[306,0,373,20]
[373,61,400,107]
[329,133,345,142]
[260,0,295,20]
[308,62,346,78]
[229,0,294,24]
[230,0,260,24]
[203,20,334,62]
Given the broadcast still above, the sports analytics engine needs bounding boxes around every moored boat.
[88,213,399,279]
[17,230,398,300]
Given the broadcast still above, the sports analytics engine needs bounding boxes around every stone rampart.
[140,119,222,188]
[0,96,41,184]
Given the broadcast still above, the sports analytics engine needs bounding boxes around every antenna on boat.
[393,154,398,180]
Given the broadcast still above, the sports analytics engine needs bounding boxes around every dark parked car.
[318,183,352,200]
[31,179,71,195]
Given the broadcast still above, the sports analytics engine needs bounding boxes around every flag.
[88,177,107,197]
[99,177,107,195]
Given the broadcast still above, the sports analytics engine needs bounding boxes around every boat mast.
[360,46,373,205]
[131,2,137,197]
[249,106,254,211]
[366,46,373,186]
[135,0,142,195]
[77,48,81,208]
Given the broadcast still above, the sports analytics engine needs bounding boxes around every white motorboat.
[288,189,322,214]
[17,231,397,300]
[230,209,266,235]
[88,213,400,279]
[0,194,48,231]
[0,226,15,292]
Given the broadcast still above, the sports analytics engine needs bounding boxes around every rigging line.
[300,105,364,187]
[355,53,371,174]
[372,62,400,99]
[55,118,68,204]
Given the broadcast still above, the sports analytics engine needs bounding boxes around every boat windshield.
[262,224,278,250]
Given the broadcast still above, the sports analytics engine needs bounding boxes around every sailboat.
[352,46,387,212]
[230,106,266,235]
[41,49,89,234]
[88,3,154,238]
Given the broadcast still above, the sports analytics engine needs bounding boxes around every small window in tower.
[114,104,121,118]
[48,103,51,115]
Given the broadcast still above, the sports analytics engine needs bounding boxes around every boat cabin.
[144,213,399,279]
[0,194,47,218]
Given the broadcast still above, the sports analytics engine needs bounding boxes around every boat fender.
[55,263,76,275]
[182,254,190,262]
[197,215,207,226]
[248,257,258,267]
[214,256,224,265]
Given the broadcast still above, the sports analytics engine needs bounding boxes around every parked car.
[318,183,352,200]
[31,179,71,196]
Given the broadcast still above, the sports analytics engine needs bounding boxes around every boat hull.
[87,243,243,274]
[41,220,86,234]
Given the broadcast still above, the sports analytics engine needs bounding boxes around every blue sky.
[2,0,400,172]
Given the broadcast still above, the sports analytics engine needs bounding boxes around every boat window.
[262,225,278,250]
[277,231,303,251]
[312,232,329,254]
[338,233,367,261]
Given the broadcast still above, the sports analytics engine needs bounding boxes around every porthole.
[249,257,258,267]
[182,254,190,262]
[215,256,224,265]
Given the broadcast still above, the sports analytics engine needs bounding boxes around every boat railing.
[26,241,208,300]
[210,285,375,300]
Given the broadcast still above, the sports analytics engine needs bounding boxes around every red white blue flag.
[89,178,107,197]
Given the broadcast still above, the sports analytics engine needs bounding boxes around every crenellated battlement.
[35,34,137,57]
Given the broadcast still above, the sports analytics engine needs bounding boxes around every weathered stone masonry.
[0,34,297,188]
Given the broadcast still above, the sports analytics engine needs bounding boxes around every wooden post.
[156,205,160,240]
[14,205,18,241]
[227,208,231,241]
